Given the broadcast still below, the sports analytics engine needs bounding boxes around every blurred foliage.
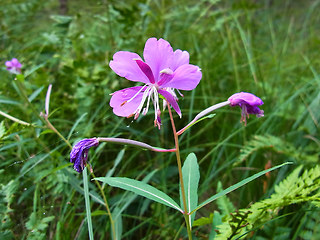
[0,0,319,239]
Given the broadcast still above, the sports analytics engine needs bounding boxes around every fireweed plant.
[68,38,291,239]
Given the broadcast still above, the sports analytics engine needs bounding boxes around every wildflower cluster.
[67,37,264,172]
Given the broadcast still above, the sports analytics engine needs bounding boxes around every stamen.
[241,105,248,126]
[127,84,147,103]
[176,89,184,97]
[164,87,179,101]
[163,100,167,111]
[133,86,152,119]
[143,87,153,115]
[153,87,160,121]
[154,110,162,129]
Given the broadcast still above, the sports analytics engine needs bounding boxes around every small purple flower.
[5,58,22,74]
[228,92,264,125]
[70,138,99,172]
[109,38,202,129]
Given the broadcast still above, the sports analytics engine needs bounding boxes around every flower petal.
[11,58,22,68]
[110,86,144,117]
[246,105,264,117]
[134,59,155,84]
[158,89,181,117]
[169,49,189,71]
[228,92,263,106]
[5,61,13,68]
[109,51,150,83]
[143,38,173,82]
[161,64,202,90]
[157,68,174,86]
[70,138,99,173]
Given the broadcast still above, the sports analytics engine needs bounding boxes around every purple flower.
[109,38,202,129]
[228,92,264,124]
[5,58,22,74]
[70,138,99,173]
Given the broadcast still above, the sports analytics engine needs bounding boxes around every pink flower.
[228,92,264,124]
[5,58,22,74]
[109,38,202,129]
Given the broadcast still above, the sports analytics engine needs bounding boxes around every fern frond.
[0,179,19,239]
[215,165,320,239]
[216,181,236,217]
[297,209,320,240]
[236,135,318,165]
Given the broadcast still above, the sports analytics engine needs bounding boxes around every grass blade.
[191,162,293,214]
[83,167,94,240]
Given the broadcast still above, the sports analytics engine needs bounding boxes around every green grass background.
[1,0,319,239]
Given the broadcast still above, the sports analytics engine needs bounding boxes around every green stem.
[0,110,32,126]
[15,80,46,124]
[46,121,117,239]
[90,170,117,240]
[40,84,116,239]
[44,117,72,149]
[167,103,192,240]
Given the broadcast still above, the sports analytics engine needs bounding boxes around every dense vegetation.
[1,0,319,239]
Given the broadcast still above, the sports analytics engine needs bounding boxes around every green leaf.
[191,162,293,214]
[95,177,183,213]
[209,211,222,240]
[67,112,88,140]
[15,74,25,82]
[83,168,94,240]
[112,207,122,240]
[180,153,200,226]
[193,214,213,227]
[184,114,216,133]
[216,181,235,216]
[50,15,73,24]
[0,121,5,139]
[28,86,44,102]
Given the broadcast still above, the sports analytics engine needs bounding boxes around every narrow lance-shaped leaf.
[83,168,94,240]
[111,207,122,240]
[190,162,293,214]
[112,169,158,218]
[95,177,183,213]
[180,153,200,227]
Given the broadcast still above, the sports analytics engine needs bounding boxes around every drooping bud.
[228,92,264,125]
[70,138,99,172]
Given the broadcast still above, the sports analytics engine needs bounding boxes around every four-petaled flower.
[5,58,22,74]
[70,138,99,173]
[228,92,264,125]
[109,38,202,129]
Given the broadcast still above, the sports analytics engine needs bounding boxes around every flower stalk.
[41,85,116,239]
[167,102,192,240]
[177,100,230,135]
[90,169,117,240]
[97,137,176,153]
